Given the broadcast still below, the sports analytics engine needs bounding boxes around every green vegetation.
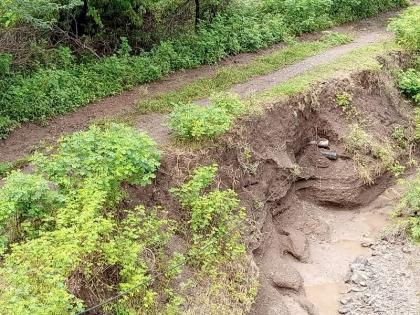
[395,173,420,240]
[171,165,246,269]
[0,124,171,314]
[336,91,358,115]
[399,68,420,105]
[391,6,420,105]
[0,0,408,137]
[263,40,397,99]
[171,165,256,314]
[390,6,420,52]
[139,32,352,113]
[344,124,404,184]
[0,125,254,314]
[169,92,244,141]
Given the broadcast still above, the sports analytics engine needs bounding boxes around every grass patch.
[344,124,404,184]
[262,40,398,100]
[138,32,353,113]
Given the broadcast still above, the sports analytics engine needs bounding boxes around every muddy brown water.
[288,184,401,315]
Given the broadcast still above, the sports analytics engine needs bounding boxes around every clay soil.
[112,67,419,314]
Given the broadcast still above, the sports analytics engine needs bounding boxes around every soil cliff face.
[122,66,414,314]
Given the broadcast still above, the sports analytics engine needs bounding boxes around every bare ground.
[0,9,404,163]
[101,68,418,315]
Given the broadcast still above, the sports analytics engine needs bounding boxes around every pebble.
[340,297,353,305]
[338,240,418,315]
[402,246,412,254]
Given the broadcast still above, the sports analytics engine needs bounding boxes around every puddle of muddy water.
[288,182,407,314]
[305,282,346,315]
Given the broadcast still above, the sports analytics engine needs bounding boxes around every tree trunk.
[194,0,200,30]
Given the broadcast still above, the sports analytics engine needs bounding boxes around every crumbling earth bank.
[127,68,416,314]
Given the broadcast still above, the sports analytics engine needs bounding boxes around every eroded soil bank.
[124,59,419,314]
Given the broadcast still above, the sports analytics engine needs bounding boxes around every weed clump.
[171,165,257,314]
[394,173,420,240]
[345,124,404,184]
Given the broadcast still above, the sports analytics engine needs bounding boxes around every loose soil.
[112,67,418,314]
[0,9,404,163]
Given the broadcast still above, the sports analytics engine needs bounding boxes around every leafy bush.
[33,123,161,191]
[0,124,170,314]
[169,92,243,141]
[0,53,12,76]
[332,0,408,22]
[169,103,232,141]
[399,68,420,105]
[282,0,334,34]
[389,6,420,52]
[0,171,64,253]
[211,92,244,116]
[171,165,246,270]
[0,116,18,139]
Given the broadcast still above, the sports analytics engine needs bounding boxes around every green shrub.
[169,92,243,141]
[282,0,334,34]
[0,171,64,253]
[211,92,244,116]
[0,124,171,314]
[0,116,18,139]
[171,165,246,270]
[0,53,12,77]
[332,0,408,23]
[399,69,420,105]
[169,103,233,141]
[389,6,420,52]
[33,123,161,191]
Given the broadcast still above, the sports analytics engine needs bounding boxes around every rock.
[270,263,303,292]
[359,281,367,287]
[361,237,374,247]
[351,271,369,284]
[338,308,349,314]
[354,256,369,266]
[283,228,310,262]
[318,139,329,148]
[340,297,353,305]
[350,287,364,292]
[402,246,412,254]
[350,262,365,272]
[320,151,337,160]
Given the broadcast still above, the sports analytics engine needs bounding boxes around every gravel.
[339,237,420,315]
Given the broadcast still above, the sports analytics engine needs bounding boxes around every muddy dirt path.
[0,9,401,163]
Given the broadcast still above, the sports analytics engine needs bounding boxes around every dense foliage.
[390,6,420,52]
[0,124,174,314]
[0,0,408,138]
[0,124,254,314]
[399,68,420,105]
[171,164,246,270]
